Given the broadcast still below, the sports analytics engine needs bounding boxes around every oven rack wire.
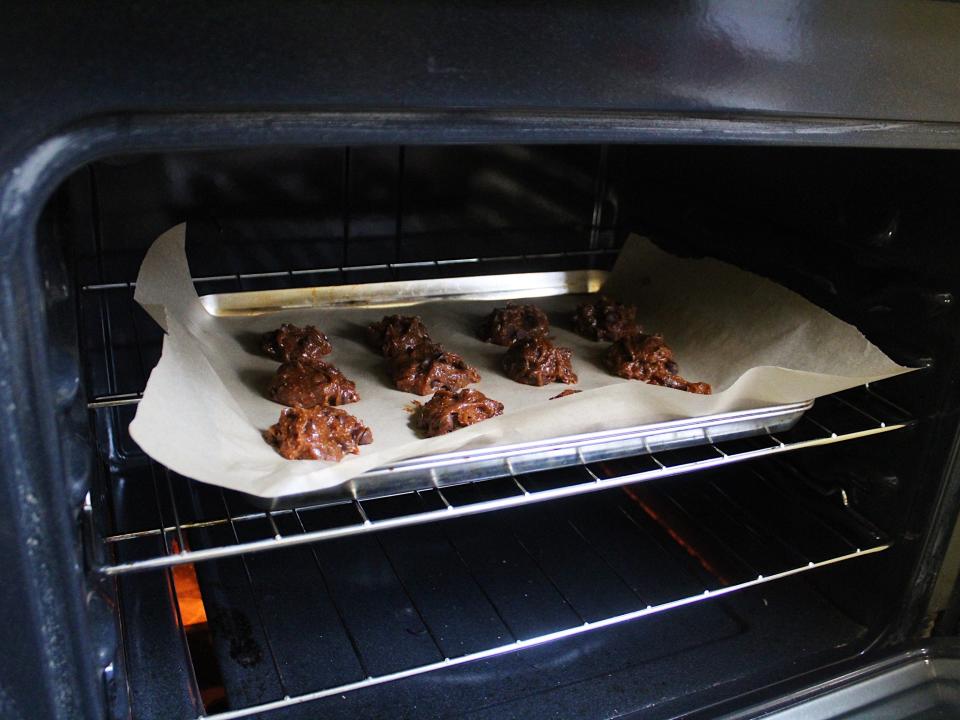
[205,547,890,720]
[90,385,912,576]
[135,465,891,720]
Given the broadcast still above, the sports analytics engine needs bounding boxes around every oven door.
[721,642,960,720]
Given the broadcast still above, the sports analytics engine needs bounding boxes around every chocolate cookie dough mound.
[658,376,712,394]
[265,406,372,461]
[415,388,504,437]
[388,342,481,395]
[572,296,641,341]
[267,361,360,407]
[501,337,578,386]
[478,303,550,346]
[261,323,332,365]
[603,333,711,394]
[367,315,432,358]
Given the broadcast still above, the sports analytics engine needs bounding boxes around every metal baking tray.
[200,270,812,511]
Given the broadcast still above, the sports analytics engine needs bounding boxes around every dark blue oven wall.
[6,3,960,719]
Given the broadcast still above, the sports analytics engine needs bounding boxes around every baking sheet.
[130,224,912,499]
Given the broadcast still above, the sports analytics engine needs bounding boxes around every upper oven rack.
[79,241,914,574]
[89,385,912,575]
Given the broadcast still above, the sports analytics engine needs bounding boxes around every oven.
[7,4,960,720]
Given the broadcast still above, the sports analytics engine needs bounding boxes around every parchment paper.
[129,224,912,498]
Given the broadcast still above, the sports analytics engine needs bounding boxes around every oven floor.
[116,479,873,720]
[178,578,864,720]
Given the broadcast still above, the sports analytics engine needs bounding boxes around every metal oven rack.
[111,459,893,720]
[80,247,914,718]
[81,246,914,575]
[90,386,911,576]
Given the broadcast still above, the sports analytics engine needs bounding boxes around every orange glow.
[622,485,733,586]
[169,538,208,627]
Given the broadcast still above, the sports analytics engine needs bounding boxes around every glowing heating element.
[169,539,208,627]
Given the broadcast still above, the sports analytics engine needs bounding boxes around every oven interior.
[39,143,960,719]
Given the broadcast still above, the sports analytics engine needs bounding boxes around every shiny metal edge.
[319,401,813,506]
[723,653,960,720]
[200,269,609,315]
[374,400,812,473]
[248,400,810,510]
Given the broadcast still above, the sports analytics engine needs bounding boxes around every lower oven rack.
[91,384,911,576]
[206,550,890,720]
[117,460,892,720]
